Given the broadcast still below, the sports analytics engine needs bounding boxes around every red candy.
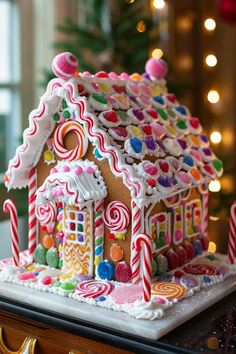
[108,233,115,239]
[166,93,176,103]
[183,242,195,260]
[142,125,152,135]
[175,246,187,266]
[52,52,78,80]
[189,118,200,129]
[159,161,169,173]
[112,85,125,94]
[41,276,53,286]
[103,111,119,123]
[111,126,128,138]
[201,236,210,251]
[165,249,179,270]
[115,262,132,283]
[147,179,156,187]
[174,270,185,278]
[18,272,37,282]
[146,109,158,119]
[95,71,108,78]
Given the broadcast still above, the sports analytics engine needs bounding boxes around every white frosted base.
[0,272,236,340]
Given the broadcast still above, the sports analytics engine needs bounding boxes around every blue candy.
[96,296,106,302]
[97,260,114,280]
[154,96,164,105]
[183,155,194,167]
[130,137,142,153]
[192,239,203,255]
[203,275,211,283]
[95,246,103,256]
[94,148,103,159]
[176,106,187,115]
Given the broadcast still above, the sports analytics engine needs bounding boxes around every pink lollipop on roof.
[52,52,78,80]
[145,58,168,80]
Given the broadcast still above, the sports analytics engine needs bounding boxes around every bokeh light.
[204,18,216,31]
[207,90,220,104]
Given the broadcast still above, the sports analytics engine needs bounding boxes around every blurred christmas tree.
[44,0,159,82]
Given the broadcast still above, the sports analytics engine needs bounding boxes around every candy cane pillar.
[227,201,236,264]
[134,233,153,302]
[131,200,142,284]
[3,199,20,266]
[94,199,105,269]
[28,167,37,256]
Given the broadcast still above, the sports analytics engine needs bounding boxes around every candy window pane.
[185,199,202,238]
[65,209,87,244]
[173,205,184,245]
[150,212,170,251]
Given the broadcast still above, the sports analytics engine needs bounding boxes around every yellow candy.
[70,234,76,241]
[58,244,63,253]
[43,150,54,162]
[175,222,182,229]
[116,94,129,106]
[166,125,177,137]
[160,224,166,231]
[207,337,219,350]
[187,227,194,234]
[59,273,72,280]
[116,233,124,240]
[98,83,111,94]
[94,256,102,266]
[151,86,162,96]
[27,265,35,271]
[57,223,62,231]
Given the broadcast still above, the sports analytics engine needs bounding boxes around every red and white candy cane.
[28,167,37,256]
[3,199,20,266]
[202,192,209,238]
[35,202,57,232]
[227,201,236,264]
[103,201,130,232]
[131,200,142,284]
[53,121,88,161]
[133,233,153,302]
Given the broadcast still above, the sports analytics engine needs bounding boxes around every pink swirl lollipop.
[103,201,130,232]
[35,203,57,228]
[76,280,114,299]
[52,52,78,80]
[183,263,217,276]
[53,121,88,161]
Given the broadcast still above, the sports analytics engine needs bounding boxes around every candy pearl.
[52,190,57,198]
[86,166,94,174]
[74,166,83,175]
[116,233,124,240]
[52,52,78,80]
[50,168,58,174]
[145,58,168,79]
[62,165,70,172]
[175,230,183,241]
[156,297,166,304]
[82,71,92,77]
[120,72,129,80]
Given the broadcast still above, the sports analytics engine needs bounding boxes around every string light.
[207,90,220,104]
[205,54,217,67]
[210,131,222,144]
[136,20,146,33]
[208,242,217,253]
[152,48,164,58]
[204,18,216,31]
[209,180,221,192]
[153,0,166,10]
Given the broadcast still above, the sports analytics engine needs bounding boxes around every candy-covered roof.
[5,52,223,203]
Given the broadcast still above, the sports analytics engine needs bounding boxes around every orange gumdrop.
[110,244,124,262]
[42,234,53,249]
[190,168,201,181]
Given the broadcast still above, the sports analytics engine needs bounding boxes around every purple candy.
[158,176,173,188]
[78,213,84,221]
[217,267,226,276]
[145,136,156,150]
[180,275,199,289]
[77,234,84,242]
[203,148,212,156]
[133,109,144,121]
[157,274,173,282]
[178,139,187,150]
[200,134,208,143]
[142,73,151,81]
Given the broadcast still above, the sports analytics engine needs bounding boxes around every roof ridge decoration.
[4,52,223,203]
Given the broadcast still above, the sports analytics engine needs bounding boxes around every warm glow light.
[127,0,135,3]
[209,180,221,192]
[204,18,216,31]
[153,0,166,10]
[205,54,217,67]
[208,242,217,253]
[210,131,222,144]
[152,48,164,59]
[207,90,220,104]
[136,20,146,33]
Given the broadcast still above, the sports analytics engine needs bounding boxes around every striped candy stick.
[28,167,37,257]
[227,201,236,264]
[94,199,105,268]
[202,192,209,238]
[134,233,153,302]
[131,200,142,284]
[3,199,20,266]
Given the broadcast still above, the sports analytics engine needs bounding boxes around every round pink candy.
[52,52,78,80]
[175,230,183,241]
[151,122,165,138]
[50,168,58,174]
[177,172,192,184]
[74,166,83,175]
[145,58,168,79]
[86,166,94,174]
[82,71,92,77]
[62,165,70,172]
[164,235,171,244]
[41,276,53,286]
[119,72,129,80]
[47,225,53,233]
[108,72,119,79]
[156,297,166,304]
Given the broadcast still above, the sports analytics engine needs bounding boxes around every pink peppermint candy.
[52,52,78,80]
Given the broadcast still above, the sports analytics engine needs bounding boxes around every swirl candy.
[52,52,78,80]
[35,203,57,230]
[151,281,186,300]
[76,280,114,299]
[103,201,130,232]
[183,263,217,276]
[53,121,88,161]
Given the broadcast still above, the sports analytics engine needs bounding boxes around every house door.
[63,206,93,276]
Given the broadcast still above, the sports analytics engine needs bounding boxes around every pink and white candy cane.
[133,233,153,302]
[3,199,20,266]
[35,202,57,232]
[131,200,142,284]
[28,167,37,256]
[227,201,236,264]
[103,201,130,232]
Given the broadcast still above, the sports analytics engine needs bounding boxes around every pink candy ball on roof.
[52,52,78,80]
[108,72,119,79]
[120,72,129,80]
[145,58,168,79]
[82,71,92,77]
[74,166,83,175]
[62,165,70,172]
[95,71,108,78]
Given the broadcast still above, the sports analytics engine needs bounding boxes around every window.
[150,212,171,251]
[64,207,91,245]
[0,0,21,176]
[185,199,202,238]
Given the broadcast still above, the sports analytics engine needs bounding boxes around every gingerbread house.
[4,52,223,282]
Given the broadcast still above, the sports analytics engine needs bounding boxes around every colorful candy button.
[189,149,203,165]
[152,95,165,108]
[144,108,159,122]
[174,105,189,118]
[128,108,145,125]
[150,122,165,139]
[89,93,111,111]
[165,93,178,107]
[143,162,158,176]
[157,108,168,123]
[166,157,181,172]
[112,84,125,94]
[98,110,121,128]
[175,171,192,187]
[113,94,130,110]
[158,160,170,174]
[139,83,152,97]
[165,124,177,138]
[177,138,188,150]
[199,134,209,147]
[189,167,202,182]
[163,138,182,156]
[124,136,146,159]
[144,136,157,153]
[188,117,202,134]
[116,110,131,126]
[109,126,129,141]
[137,95,150,108]
[201,164,215,178]
[126,125,143,139]
[211,159,223,177]
[176,119,188,134]
[182,155,194,170]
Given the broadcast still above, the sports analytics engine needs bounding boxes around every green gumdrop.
[152,260,158,277]
[213,159,223,172]
[53,281,62,288]
[157,108,168,120]
[155,254,168,275]
[63,110,71,119]
[61,282,75,291]
[177,120,187,130]
[92,93,107,104]
[34,244,47,265]
[58,259,63,269]
[62,99,68,109]
[46,247,59,268]
[53,112,60,122]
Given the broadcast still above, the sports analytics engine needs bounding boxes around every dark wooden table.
[0,289,236,354]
